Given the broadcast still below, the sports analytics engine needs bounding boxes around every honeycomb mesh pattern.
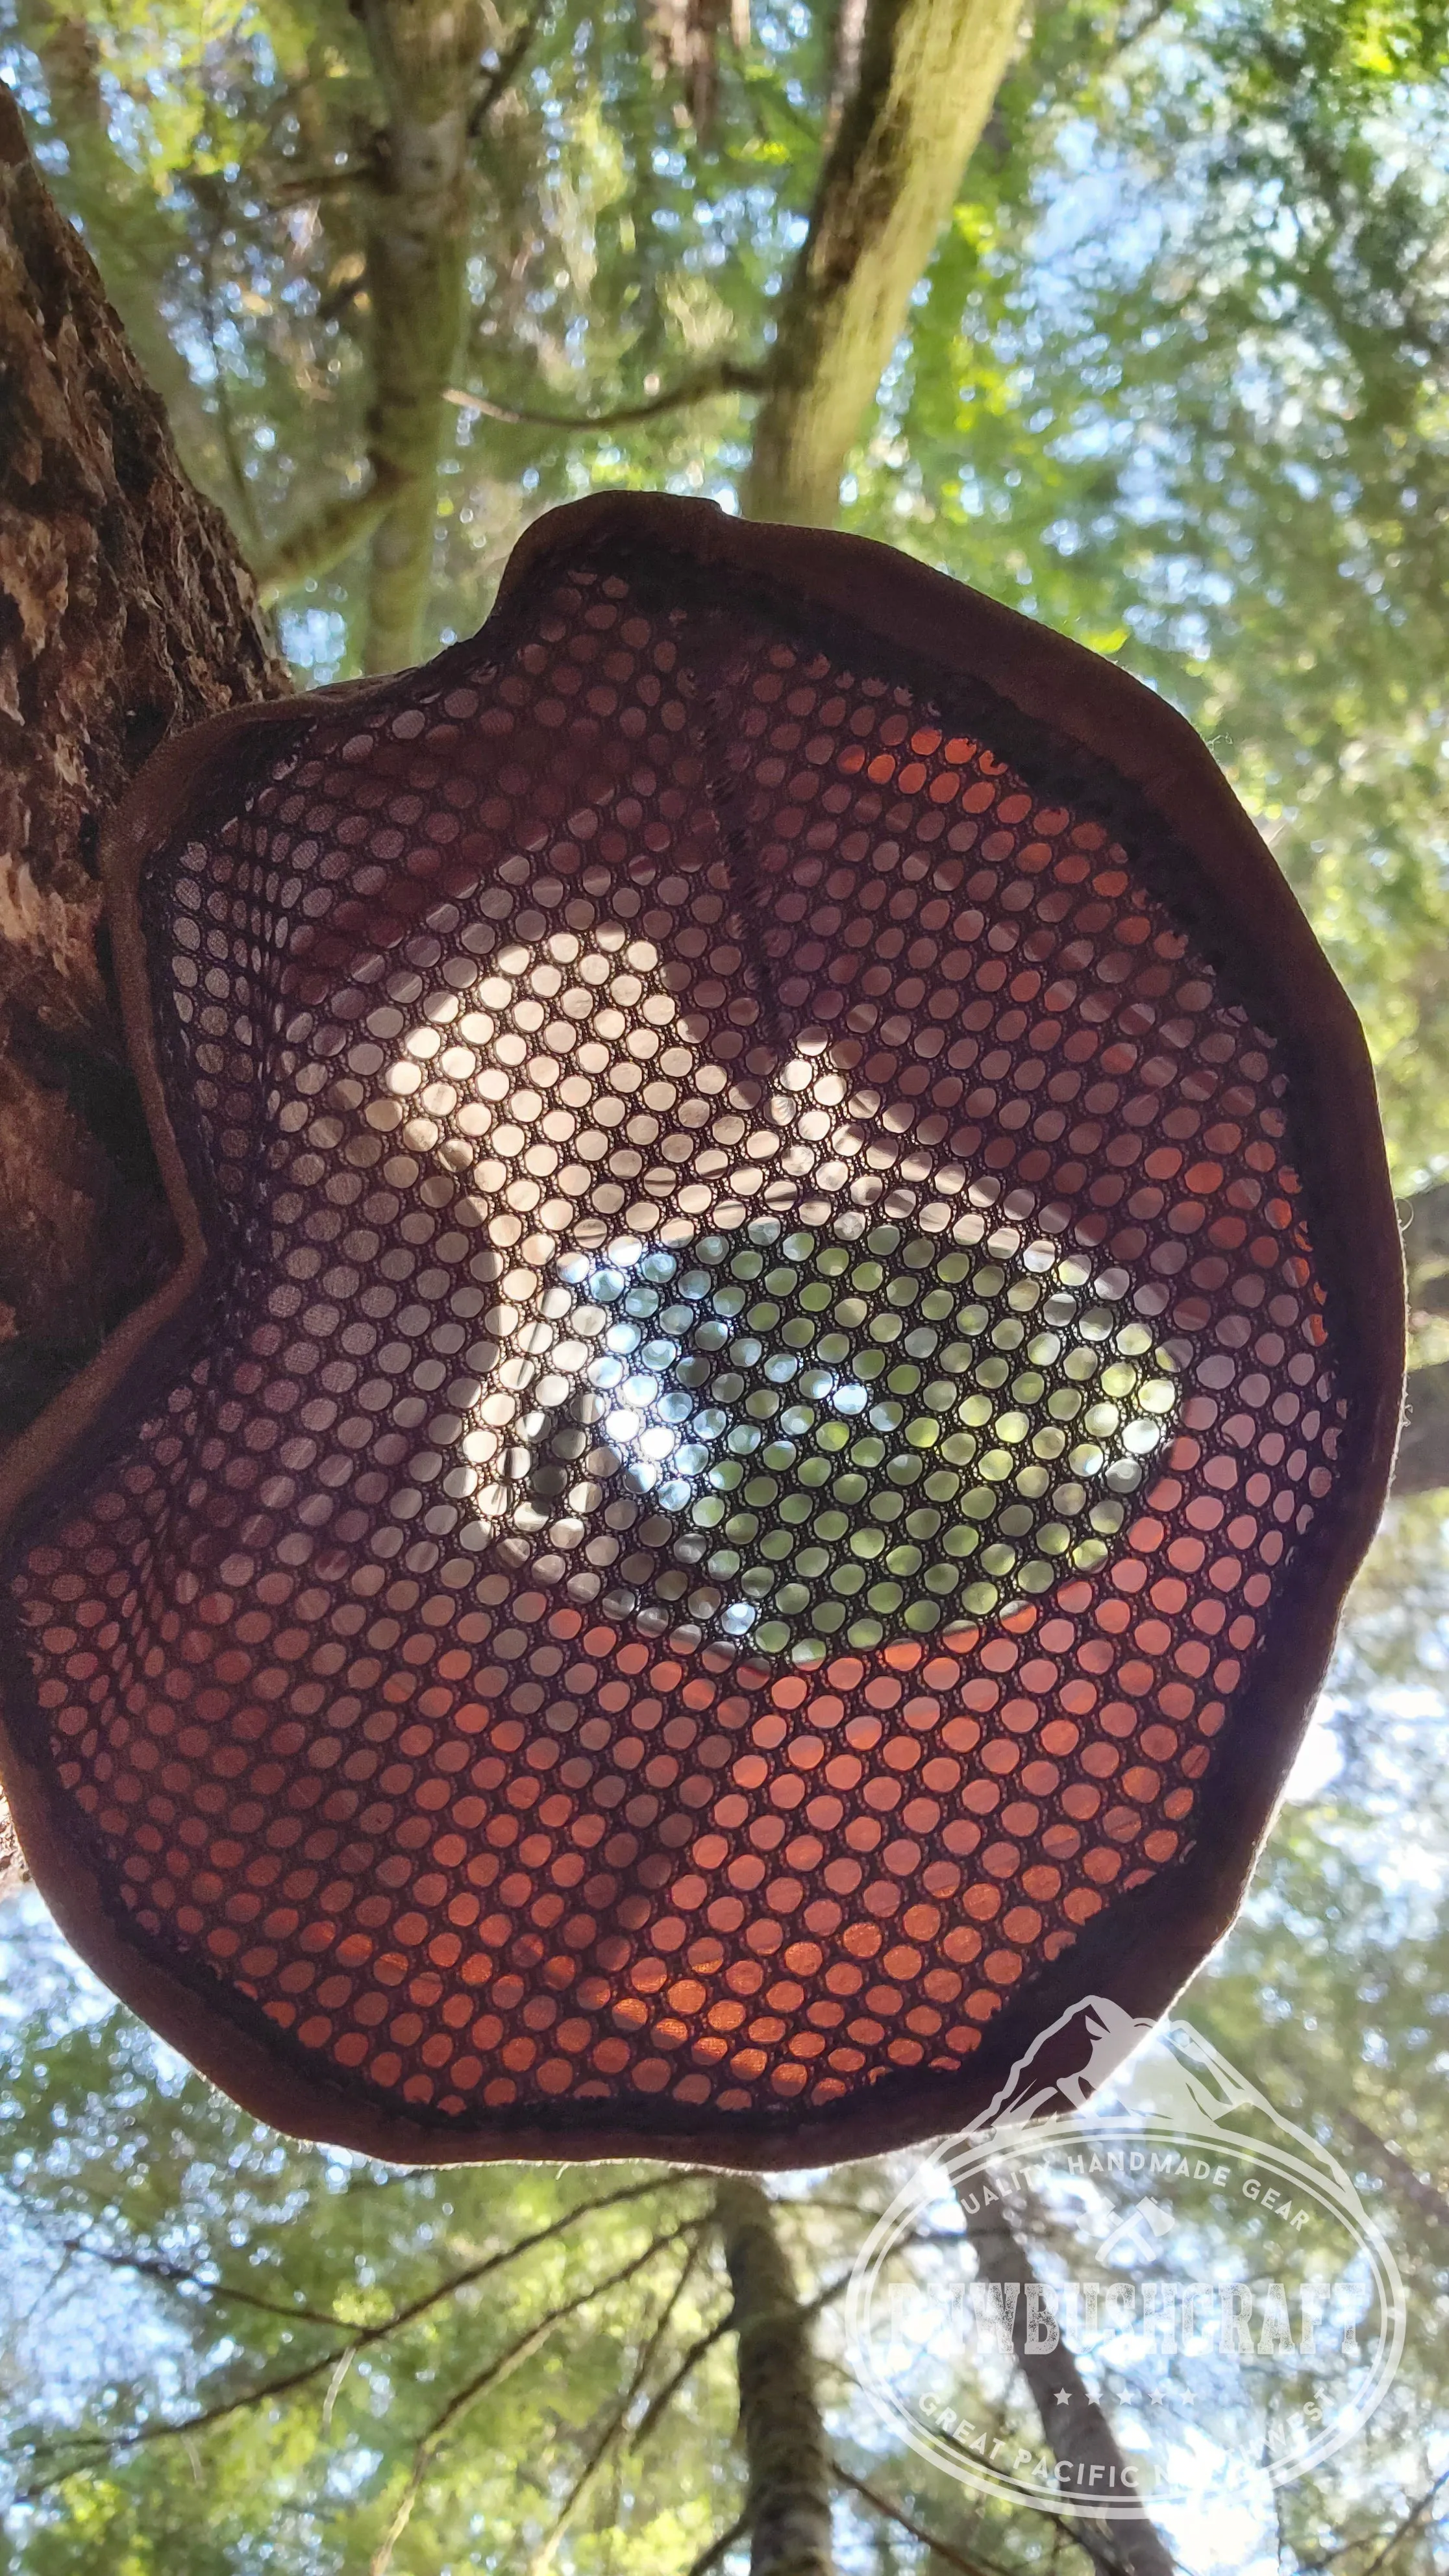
[0,518,1354,2155]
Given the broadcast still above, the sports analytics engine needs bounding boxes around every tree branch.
[369,2218,704,2576]
[18,2171,702,2498]
[1337,2107,1449,2243]
[1356,2466,1449,2576]
[832,2459,1013,2576]
[741,0,1026,525]
[632,2308,734,2446]
[372,2172,704,2349]
[60,2235,345,2331]
[442,354,764,430]
[522,2231,713,2576]
[641,2256,854,2458]
[254,462,410,604]
[472,0,552,130]
[956,2180,1175,2576]
[188,171,265,547]
[1189,2005,1449,2248]
[826,2347,1118,2559]
[684,2506,752,2576]
[715,2175,835,2576]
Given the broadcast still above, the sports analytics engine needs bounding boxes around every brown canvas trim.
[0,493,1404,2169]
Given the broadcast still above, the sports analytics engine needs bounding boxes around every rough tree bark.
[739,0,1025,526]
[0,82,288,1891]
[16,10,223,495]
[715,2177,836,2576]
[958,2183,1174,2576]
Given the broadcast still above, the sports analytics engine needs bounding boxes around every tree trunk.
[715,2176,835,2576]
[16,9,226,501]
[358,0,484,675]
[957,2185,1174,2576]
[740,0,1023,526]
[0,84,288,1894]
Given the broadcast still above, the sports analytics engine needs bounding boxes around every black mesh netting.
[0,499,1399,2164]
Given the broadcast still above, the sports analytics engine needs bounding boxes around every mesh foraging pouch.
[0,495,1402,2166]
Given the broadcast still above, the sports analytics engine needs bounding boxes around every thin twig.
[633,2310,734,2447]
[59,2236,345,2331]
[255,460,409,602]
[833,2459,1015,2576]
[16,2171,703,2498]
[1356,2469,1449,2576]
[817,2352,1119,2560]
[523,2230,710,2576]
[683,2506,750,2576]
[800,2266,858,2325]
[1109,0,1175,64]
[190,181,262,547]
[369,2220,704,2576]
[442,356,764,430]
[635,2251,854,2456]
[473,0,552,130]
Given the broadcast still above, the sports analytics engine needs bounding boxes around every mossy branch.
[741,0,1026,526]
[715,2175,835,2576]
[254,462,410,606]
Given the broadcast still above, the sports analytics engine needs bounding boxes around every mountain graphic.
[956,1992,1376,2236]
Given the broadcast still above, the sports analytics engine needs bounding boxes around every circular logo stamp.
[847,1998,1406,2522]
